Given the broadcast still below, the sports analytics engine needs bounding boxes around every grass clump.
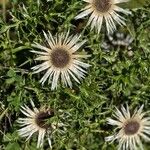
[0,0,150,149]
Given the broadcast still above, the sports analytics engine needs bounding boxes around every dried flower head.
[18,101,64,148]
[75,0,131,34]
[105,104,150,150]
[31,31,90,90]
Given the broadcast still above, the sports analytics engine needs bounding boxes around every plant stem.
[2,0,6,22]
[0,108,8,121]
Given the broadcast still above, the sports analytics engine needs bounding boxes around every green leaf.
[119,0,149,9]
[7,69,16,77]
[5,78,15,84]
[5,143,20,150]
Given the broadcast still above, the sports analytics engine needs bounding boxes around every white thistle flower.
[75,0,131,34]
[31,31,90,90]
[105,104,150,150]
[17,101,64,149]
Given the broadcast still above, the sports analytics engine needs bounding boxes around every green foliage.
[120,0,150,9]
[0,0,150,150]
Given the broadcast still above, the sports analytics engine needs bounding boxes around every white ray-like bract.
[18,101,65,148]
[75,0,131,34]
[31,31,90,90]
[105,104,150,150]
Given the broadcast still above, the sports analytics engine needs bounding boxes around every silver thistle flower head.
[31,31,90,90]
[17,100,64,149]
[75,0,131,34]
[105,104,150,150]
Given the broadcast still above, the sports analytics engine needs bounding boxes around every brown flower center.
[51,48,71,68]
[35,110,54,129]
[124,120,140,135]
[93,0,111,13]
